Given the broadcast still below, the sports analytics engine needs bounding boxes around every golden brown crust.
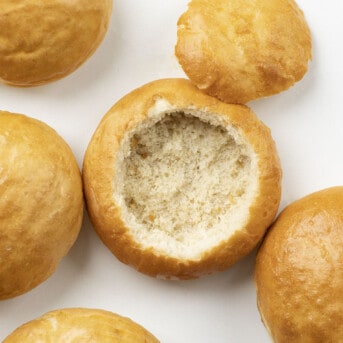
[3,308,159,342]
[83,78,282,279]
[0,111,83,299]
[0,0,113,86]
[175,0,312,104]
[254,187,343,342]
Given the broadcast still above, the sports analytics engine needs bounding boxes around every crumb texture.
[115,111,258,259]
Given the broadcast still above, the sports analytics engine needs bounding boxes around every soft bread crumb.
[114,107,258,260]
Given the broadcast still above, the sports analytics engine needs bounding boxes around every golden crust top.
[0,111,83,300]
[176,0,312,104]
[255,187,343,343]
[83,78,282,279]
[3,308,159,342]
[0,0,113,86]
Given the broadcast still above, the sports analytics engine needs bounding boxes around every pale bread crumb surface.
[114,100,258,260]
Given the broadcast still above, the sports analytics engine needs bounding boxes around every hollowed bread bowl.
[83,78,282,279]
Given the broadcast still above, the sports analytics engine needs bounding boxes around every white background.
[0,1,342,342]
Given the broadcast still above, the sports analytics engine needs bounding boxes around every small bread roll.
[176,0,312,104]
[255,187,343,342]
[83,78,282,279]
[3,308,159,342]
[0,111,83,300]
[0,0,113,86]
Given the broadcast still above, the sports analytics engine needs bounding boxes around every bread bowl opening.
[114,104,258,260]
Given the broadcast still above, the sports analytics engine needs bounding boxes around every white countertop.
[0,1,342,342]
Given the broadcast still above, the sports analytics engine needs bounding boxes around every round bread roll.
[175,0,312,104]
[0,0,113,86]
[3,308,159,342]
[255,187,343,342]
[83,78,282,279]
[0,111,83,300]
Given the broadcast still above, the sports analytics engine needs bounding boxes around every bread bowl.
[255,187,343,342]
[0,0,113,86]
[3,308,159,342]
[0,111,83,300]
[175,0,312,104]
[83,78,282,279]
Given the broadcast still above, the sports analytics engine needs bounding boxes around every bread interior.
[114,102,258,260]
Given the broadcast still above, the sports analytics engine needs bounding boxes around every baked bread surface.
[255,187,343,342]
[3,308,159,342]
[0,0,113,86]
[83,78,282,279]
[176,0,312,104]
[0,111,83,300]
